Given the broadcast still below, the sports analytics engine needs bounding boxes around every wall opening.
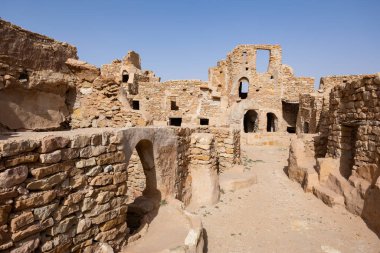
[242,51,247,63]
[282,101,299,132]
[243,110,258,133]
[126,139,160,235]
[200,118,209,125]
[303,122,310,133]
[339,125,358,179]
[132,100,140,110]
[287,127,296,133]
[256,50,270,73]
[238,77,249,99]
[169,118,182,126]
[266,113,277,132]
[18,71,28,82]
[122,71,129,83]
[170,100,179,110]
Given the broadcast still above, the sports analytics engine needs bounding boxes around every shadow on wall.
[0,87,74,132]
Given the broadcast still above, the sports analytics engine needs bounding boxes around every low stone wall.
[0,126,241,252]
[0,128,179,252]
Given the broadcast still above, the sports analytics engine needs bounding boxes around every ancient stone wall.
[0,128,180,252]
[0,126,241,252]
[289,73,380,237]
[0,19,79,131]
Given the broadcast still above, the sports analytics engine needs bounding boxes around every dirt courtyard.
[193,145,380,253]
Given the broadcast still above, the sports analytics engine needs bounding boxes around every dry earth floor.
[193,145,380,253]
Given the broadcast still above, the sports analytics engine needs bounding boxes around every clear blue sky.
[1,0,379,87]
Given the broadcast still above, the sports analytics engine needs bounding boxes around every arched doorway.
[243,110,258,133]
[126,139,160,234]
[266,113,277,132]
[238,77,249,99]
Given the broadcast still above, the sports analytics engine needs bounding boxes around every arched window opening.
[266,113,277,132]
[239,78,249,99]
[122,71,129,83]
[126,139,160,235]
[243,110,258,133]
[303,122,310,133]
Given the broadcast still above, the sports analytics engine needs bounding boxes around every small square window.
[169,118,182,126]
[200,118,209,125]
[171,101,179,110]
[132,100,140,110]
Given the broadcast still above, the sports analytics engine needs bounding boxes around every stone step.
[312,185,345,207]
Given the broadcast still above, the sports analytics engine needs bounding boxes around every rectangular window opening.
[171,100,179,110]
[132,100,140,110]
[200,118,209,125]
[256,50,270,73]
[169,118,182,127]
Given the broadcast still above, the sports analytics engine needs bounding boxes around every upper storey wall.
[208,44,314,106]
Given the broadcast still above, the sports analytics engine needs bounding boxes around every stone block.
[76,158,96,169]
[39,150,62,164]
[31,161,73,179]
[15,191,56,211]
[9,236,39,253]
[71,135,91,148]
[90,175,113,186]
[40,136,70,153]
[4,153,39,167]
[0,165,28,188]
[26,172,67,190]
[317,157,339,183]
[33,202,58,221]
[12,218,53,242]
[10,212,34,232]
[96,151,126,165]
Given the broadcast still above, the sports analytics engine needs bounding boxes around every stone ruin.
[288,73,380,237]
[0,18,379,252]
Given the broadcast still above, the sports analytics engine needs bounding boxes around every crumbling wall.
[0,19,78,131]
[209,45,314,132]
[289,73,380,237]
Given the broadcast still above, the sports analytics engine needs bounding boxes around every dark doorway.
[243,110,258,133]
[122,71,129,83]
[171,100,179,110]
[200,118,209,125]
[266,113,277,132]
[169,118,182,126]
[132,100,140,110]
[126,139,160,235]
[339,125,358,179]
[303,122,310,133]
[238,78,249,99]
[282,101,299,132]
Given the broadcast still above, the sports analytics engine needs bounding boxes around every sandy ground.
[193,145,380,253]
